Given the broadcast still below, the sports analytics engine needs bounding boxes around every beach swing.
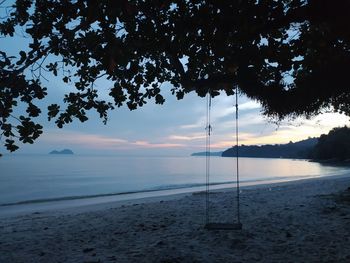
[204,88,242,230]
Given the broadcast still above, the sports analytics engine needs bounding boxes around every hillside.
[310,126,350,161]
[222,138,317,159]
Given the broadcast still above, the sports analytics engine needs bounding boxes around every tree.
[1,0,350,153]
[311,126,350,161]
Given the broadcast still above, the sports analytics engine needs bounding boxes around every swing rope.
[235,87,241,226]
[205,91,212,225]
[204,87,242,230]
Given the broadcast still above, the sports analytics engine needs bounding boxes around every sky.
[13,82,350,156]
[1,9,349,156]
[2,41,350,157]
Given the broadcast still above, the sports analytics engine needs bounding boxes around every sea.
[0,154,349,206]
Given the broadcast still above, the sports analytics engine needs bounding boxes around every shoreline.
[1,173,350,262]
[1,172,349,218]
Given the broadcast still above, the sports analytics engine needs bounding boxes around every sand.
[1,175,350,263]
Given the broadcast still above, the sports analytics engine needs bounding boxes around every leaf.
[5,139,19,152]
[155,94,165,104]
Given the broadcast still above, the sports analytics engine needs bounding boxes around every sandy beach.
[1,174,350,263]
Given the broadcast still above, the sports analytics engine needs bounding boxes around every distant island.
[191,151,223,156]
[49,149,74,155]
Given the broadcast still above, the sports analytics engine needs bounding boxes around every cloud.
[178,96,262,132]
[132,141,184,148]
[239,100,261,111]
[168,134,206,141]
[179,122,204,130]
[40,130,185,150]
[41,131,127,147]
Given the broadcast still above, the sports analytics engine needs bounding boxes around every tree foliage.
[222,137,317,159]
[1,0,350,152]
[311,126,350,161]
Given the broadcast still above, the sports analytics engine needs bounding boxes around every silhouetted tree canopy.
[1,0,350,152]
[222,137,317,159]
[311,126,350,161]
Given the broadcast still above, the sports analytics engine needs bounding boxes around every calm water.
[0,155,349,205]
